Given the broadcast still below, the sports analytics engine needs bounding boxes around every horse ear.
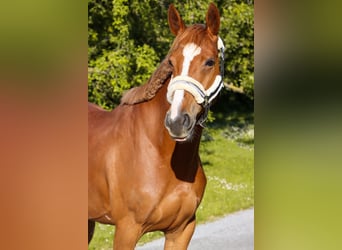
[206,3,220,36]
[168,4,185,36]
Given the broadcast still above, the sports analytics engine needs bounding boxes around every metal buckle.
[197,98,210,127]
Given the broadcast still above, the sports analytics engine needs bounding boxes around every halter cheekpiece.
[167,37,225,126]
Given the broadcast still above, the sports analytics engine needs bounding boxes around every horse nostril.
[182,114,191,128]
[165,112,192,132]
[165,113,171,128]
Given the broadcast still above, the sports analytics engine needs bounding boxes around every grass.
[89,92,254,250]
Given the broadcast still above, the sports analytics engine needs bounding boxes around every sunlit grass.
[88,224,114,250]
[197,128,254,223]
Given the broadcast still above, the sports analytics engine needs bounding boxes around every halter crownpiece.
[167,37,225,125]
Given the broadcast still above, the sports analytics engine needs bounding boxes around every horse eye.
[168,59,173,67]
[205,59,215,67]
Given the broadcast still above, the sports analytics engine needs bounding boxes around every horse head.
[165,3,224,142]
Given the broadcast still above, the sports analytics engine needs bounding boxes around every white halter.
[167,37,225,107]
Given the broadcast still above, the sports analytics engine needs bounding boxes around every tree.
[88,0,254,109]
[220,0,254,99]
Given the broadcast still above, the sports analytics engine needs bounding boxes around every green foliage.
[88,0,254,108]
[221,0,254,99]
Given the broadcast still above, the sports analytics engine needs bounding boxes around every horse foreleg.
[113,221,142,250]
[164,218,196,250]
[88,220,95,244]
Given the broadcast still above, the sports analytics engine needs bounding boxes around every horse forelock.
[170,24,216,52]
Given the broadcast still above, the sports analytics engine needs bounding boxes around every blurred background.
[0,1,88,249]
[255,0,342,249]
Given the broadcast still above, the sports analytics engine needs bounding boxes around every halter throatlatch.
[167,37,225,126]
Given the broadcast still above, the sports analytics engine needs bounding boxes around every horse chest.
[138,181,203,232]
[163,183,199,216]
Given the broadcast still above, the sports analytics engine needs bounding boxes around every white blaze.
[170,43,201,120]
[170,89,184,120]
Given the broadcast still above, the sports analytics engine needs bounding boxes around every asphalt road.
[137,208,254,250]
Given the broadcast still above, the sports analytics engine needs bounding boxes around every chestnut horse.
[88,3,224,249]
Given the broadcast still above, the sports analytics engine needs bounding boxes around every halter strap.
[167,75,223,105]
[167,37,225,126]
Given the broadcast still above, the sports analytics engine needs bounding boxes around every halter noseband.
[167,37,225,126]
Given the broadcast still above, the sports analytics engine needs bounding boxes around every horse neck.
[171,126,203,182]
[140,82,203,182]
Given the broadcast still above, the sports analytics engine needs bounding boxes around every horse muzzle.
[165,111,196,141]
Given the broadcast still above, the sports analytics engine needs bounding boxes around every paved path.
[137,208,254,250]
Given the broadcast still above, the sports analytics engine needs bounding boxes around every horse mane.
[121,58,173,105]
